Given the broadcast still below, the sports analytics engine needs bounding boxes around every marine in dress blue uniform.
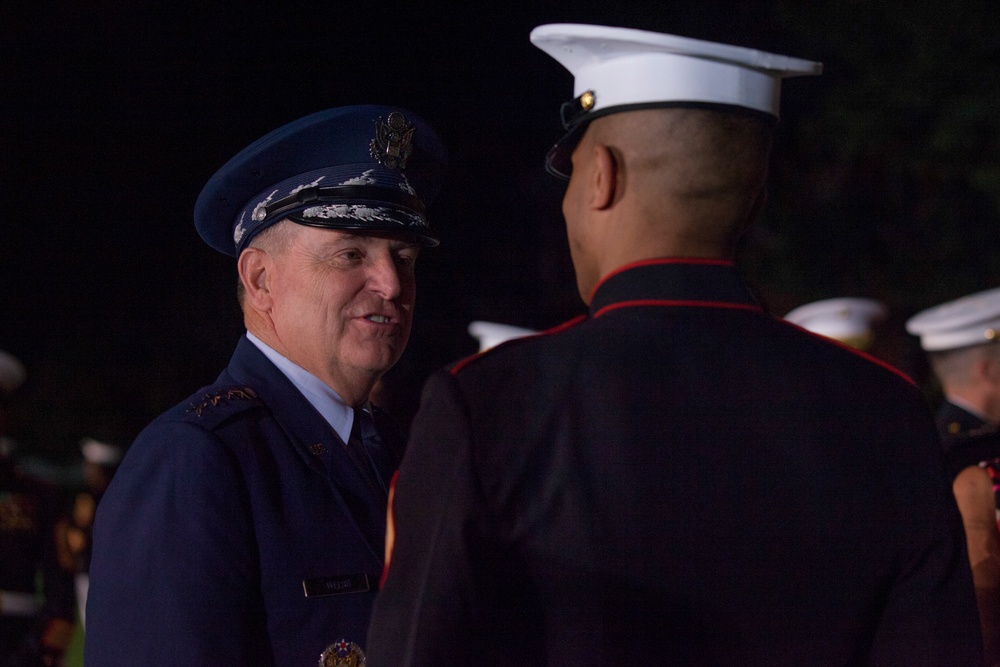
[366,25,983,666]
[783,297,886,351]
[86,105,445,666]
[908,287,1000,663]
[906,286,1000,444]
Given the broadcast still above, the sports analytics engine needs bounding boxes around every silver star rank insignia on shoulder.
[370,112,415,170]
[187,386,258,416]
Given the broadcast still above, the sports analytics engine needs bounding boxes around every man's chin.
[351,347,404,377]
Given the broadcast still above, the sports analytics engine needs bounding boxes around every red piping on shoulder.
[780,320,917,386]
[449,314,588,376]
[593,299,762,319]
[588,257,734,304]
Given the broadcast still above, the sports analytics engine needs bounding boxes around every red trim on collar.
[593,299,762,319]
[779,321,917,387]
[589,257,734,304]
[450,315,588,375]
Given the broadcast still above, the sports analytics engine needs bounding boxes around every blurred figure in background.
[908,286,1000,665]
[783,297,887,351]
[907,286,1000,441]
[467,321,537,352]
[0,349,75,666]
[55,438,122,630]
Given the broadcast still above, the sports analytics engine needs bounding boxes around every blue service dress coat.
[937,399,991,444]
[86,336,400,666]
[367,259,983,667]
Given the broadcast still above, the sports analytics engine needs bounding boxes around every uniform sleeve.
[953,465,1000,665]
[84,419,269,667]
[869,407,986,667]
[366,370,486,667]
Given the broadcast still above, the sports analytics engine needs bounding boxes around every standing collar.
[246,332,354,443]
[588,258,761,316]
[944,395,993,424]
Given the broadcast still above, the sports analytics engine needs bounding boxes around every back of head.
[531,24,819,261]
[928,344,1000,389]
[908,288,1000,424]
[588,107,774,244]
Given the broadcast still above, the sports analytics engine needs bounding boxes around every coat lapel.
[224,336,388,558]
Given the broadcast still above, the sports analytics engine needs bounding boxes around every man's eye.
[338,250,362,261]
[395,253,418,268]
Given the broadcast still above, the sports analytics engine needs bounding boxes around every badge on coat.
[319,639,366,666]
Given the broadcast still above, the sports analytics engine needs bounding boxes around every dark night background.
[3,0,1000,470]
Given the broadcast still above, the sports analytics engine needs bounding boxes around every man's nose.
[366,252,404,300]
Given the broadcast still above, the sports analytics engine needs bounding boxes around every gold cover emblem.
[319,639,366,666]
[370,112,415,170]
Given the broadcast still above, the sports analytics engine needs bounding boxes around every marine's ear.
[590,143,618,211]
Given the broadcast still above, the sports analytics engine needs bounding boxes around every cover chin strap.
[252,184,425,225]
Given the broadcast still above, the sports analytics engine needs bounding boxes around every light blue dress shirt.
[246,331,354,444]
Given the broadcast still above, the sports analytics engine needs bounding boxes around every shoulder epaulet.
[450,315,587,375]
[184,385,263,426]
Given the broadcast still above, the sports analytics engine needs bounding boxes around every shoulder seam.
[778,320,916,386]
[450,315,588,375]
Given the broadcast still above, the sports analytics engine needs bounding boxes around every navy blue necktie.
[351,408,392,497]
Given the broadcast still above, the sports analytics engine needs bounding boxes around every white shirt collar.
[246,332,354,443]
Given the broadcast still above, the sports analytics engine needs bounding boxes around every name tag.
[302,574,371,598]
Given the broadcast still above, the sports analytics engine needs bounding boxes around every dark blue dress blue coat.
[86,336,398,666]
[368,259,983,667]
[937,399,990,444]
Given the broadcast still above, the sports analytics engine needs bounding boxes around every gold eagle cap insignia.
[370,112,415,170]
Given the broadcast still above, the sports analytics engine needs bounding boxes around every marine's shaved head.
[586,107,774,248]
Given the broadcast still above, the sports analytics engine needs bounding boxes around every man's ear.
[237,248,273,311]
[980,349,1000,385]
[590,144,618,211]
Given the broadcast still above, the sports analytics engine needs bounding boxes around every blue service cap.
[194,105,447,256]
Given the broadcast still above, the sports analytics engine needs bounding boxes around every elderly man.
[86,105,446,666]
[366,25,982,666]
